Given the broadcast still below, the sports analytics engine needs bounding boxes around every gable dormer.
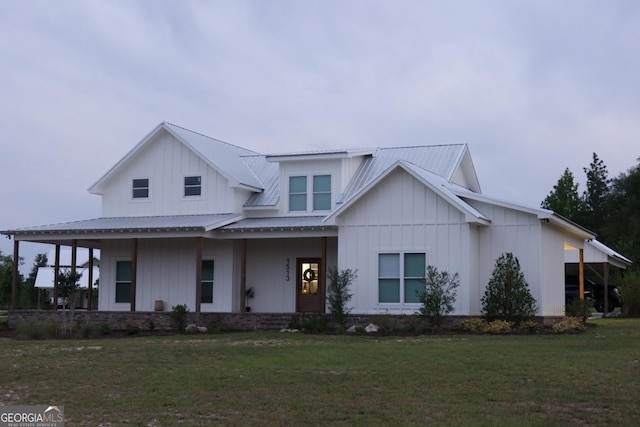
[449,145,481,193]
[88,122,264,217]
[261,149,375,216]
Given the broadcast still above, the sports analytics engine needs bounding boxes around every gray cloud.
[2,0,639,267]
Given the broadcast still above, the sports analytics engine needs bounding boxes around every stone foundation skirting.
[7,310,555,332]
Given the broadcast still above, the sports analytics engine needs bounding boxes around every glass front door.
[297,258,324,313]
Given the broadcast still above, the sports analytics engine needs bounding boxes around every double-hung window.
[289,174,331,212]
[132,179,149,199]
[115,261,132,303]
[184,176,202,197]
[201,260,214,304]
[378,253,425,303]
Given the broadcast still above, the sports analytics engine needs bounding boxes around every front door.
[296,258,324,313]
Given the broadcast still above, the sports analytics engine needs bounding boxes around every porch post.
[195,237,203,313]
[240,239,247,313]
[11,239,19,310]
[131,238,138,312]
[579,248,585,300]
[71,240,77,309]
[88,248,94,311]
[603,262,610,314]
[53,245,61,311]
[321,236,327,314]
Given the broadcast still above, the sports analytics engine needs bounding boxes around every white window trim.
[183,174,203,199]
[287,173,332,213]
[114,259,133,305]
[377,251,428,306]
[131,177,151,201]
[200,258,215,305]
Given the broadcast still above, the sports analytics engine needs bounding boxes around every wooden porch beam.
[11,239,19,310]
[88,248,94,311]
[579,248,585,300]
[53,245,61,311]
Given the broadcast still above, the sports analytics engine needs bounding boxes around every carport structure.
[565,239,632,312]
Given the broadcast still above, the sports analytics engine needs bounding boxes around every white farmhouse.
[3,122,606,319]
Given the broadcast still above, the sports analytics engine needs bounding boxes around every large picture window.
[378,253,425,303]
[132,178,149,199]
[115,261,132,303]
[201,260,214,304]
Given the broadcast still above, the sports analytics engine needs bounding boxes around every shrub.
[620,270,640,317]
[126,324,141,335]
[459,318,488,333]
[299,315,329,333]
[482,252,537,325]
[76,322,100,338]
[484,320,513,334]
[565,298,593,323]
[371,313,398,334]
[326,267,356,328]
[417,266,460,328]
[517,319,541,333]
[552,317,586,333]
[170,304,190,332]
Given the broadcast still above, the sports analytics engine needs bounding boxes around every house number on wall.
[285,258,290,282]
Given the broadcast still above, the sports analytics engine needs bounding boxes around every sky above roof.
[1,0,639,267]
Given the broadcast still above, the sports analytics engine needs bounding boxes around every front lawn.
[1,318,639,425]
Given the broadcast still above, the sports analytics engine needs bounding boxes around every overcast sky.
[1,0,639,269]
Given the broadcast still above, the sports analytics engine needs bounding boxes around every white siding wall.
[336,169,471,314]
[244,237,338,313]
[98,238,234,312]
[100,131,250,217]
[469,200,547,316]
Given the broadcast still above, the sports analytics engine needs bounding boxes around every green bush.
[15,320,62,340]
[517,319,541,333]
[326,267,356,328]
[459,318,488,333]
[417,266,459,328]
[299,315,329,333]
[565,298,593,323]
[484,320,513,334]
[170,304,190,332]
[621,270,640,317]
[552,317,586,333]
[482,252,537,325]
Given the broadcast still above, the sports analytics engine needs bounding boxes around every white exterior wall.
[99,131,250,217]
[98,238,234,312]
[335,169,472,315]
[244,237,338,313]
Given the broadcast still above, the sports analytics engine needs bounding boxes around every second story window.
[132,179,149,199]
[289,176,307,211]
[289,175,332,212]
[184,176,202,197]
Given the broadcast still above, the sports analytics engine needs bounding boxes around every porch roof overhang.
[215,216,338,239]
[1,214,242,246]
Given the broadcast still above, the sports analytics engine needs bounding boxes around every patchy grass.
[1,318,639,425]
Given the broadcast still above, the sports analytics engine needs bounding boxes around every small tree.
[482,253,537,325]
[57,269,82,336]
[327,266,356,329]
[620,270,640,317]
[417,265,459,328]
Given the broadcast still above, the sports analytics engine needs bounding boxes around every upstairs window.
[184,176,202,197]
[313,175,331,210]
[289,176,307,211]
[289,174,332,212]
[132,179,149,199]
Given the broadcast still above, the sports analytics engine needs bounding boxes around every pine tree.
[582,153,611,235]
[481,253,537,324]
[541,168,586,224]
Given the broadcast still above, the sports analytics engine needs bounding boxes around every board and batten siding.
[98,238,234,312]
[244,237,338,313]
[335,168,473,315]
[99,131,250,217]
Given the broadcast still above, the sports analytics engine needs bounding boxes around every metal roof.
[3,214,241,236]
[340,145,467,203]
[241,155,280,207]
[219,216,333,231]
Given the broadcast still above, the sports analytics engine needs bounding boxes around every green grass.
[1,318,640,426]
